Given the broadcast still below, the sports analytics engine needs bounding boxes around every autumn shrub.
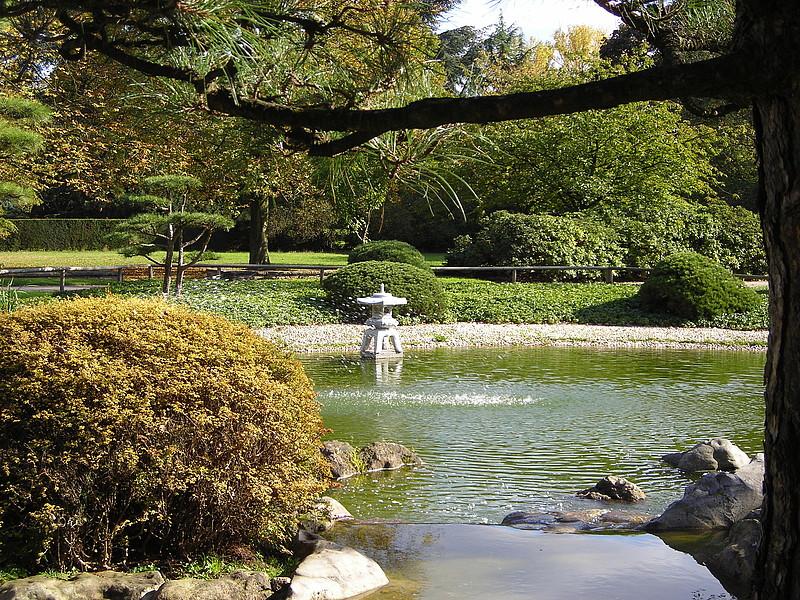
[637,252,762,320]
[321,260,450,323]
[0,296,329,571]
[348,240,430,270]
[444,211,623,280]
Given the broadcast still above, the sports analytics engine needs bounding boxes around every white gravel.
[256,322,768,353]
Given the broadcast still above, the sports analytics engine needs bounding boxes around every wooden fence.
[0,263,768,291]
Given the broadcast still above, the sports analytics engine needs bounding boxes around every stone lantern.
[357,284,407,359]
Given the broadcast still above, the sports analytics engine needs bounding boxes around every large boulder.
[357,442,423,473]
[287,539,388,600]
[321,441,360,479]
[153,571,274,600]
[0,571,165,600]
[644,454,764,531]
[576,476,646,502]
[663,438,751,472]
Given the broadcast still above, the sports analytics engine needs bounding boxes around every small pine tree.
[0,95,51,238]
[108,175,234,296]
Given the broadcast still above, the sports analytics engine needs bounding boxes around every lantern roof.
[357,284,407,306]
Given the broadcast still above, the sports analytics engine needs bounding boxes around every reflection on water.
[303,346,764,524]
[325,522,733,600]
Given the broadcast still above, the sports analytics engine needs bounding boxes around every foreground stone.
[644,454,764,531]
[0,570,165,600]
[502,509,651,533]
[154,570,275,600]
[287,536,388,600]
[662,438,751,473]
[321,440,422,479]
[576,476,646,502]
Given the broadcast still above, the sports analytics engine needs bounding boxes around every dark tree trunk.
[752,94,800,600]
[249,196,270,264]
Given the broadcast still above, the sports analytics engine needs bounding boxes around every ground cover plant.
[0,296,330,571]
[62,276,768,331]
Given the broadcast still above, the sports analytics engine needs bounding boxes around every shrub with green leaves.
[637,252,762,320]
[0,297,329,570]
[348,240,430,270]
[445,211,623,280]
[322,260,450,323]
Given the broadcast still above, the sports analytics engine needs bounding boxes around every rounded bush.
[0,297,329,570]
[322,261,449,323]
[348,240,430,270]
[637,252,761,320]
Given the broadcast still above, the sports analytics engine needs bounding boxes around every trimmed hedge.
[637,252,762,320]
[322,260,450,323]
[0,219,122,251]
[0,296,329,570]
[348,240,430,270]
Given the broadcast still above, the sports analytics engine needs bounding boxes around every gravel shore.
[256,322,768,353]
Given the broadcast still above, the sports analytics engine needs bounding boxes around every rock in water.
[576,476,646,502]
[357,442,423,472]
[644,454,764,531]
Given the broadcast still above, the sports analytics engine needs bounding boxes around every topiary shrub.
[0,296,329,570]
[348,240,430,270]
[637,252,761,320]
[322,261,449,323]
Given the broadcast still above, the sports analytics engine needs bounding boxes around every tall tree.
[1,1,800,597]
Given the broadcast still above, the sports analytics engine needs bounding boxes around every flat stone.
[0,571,165,600]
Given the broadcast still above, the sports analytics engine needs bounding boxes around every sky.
[437,0,622,42]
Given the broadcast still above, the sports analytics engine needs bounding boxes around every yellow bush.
[0,296,329,570]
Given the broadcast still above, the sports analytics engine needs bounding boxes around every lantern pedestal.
[359,327,403,359]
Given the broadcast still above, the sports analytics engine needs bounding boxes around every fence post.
[117,268,124,283]
[148,265,154,279]
[511,269,517,283]
[319,268,326,283]
[604,267,614,284]
[59,270,66,291]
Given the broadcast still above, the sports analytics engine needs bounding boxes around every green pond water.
[300,346,765,599]
[303,346,765,523]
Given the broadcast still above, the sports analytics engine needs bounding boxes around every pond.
[302,346,765,523]
[300,346,765,599]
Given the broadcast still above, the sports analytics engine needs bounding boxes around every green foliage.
[445,211,623,280]
[348,240,430,270]
[322,261,450,323]
[0,219,122,251]
[637,252,762,320]
[0,296,329,570]
[592,201,766,273]
[0,281,19,312]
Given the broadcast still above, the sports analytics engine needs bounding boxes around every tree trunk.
[752,94,800,600]
[249,196,270,264]
[162,223,174,296]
